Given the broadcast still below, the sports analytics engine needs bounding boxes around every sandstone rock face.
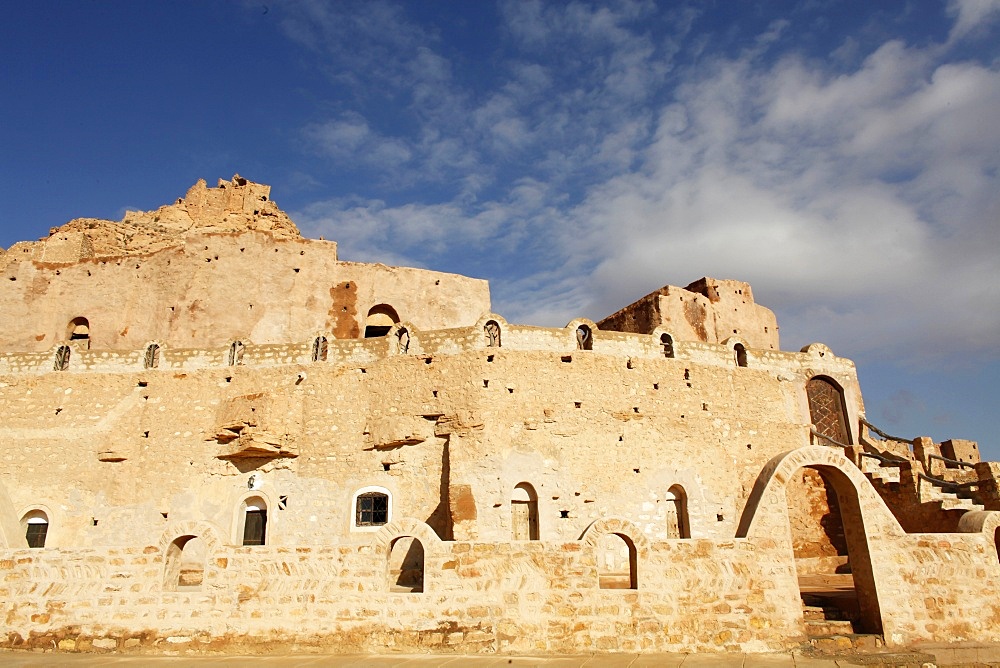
[0,177,490,352]
[55,175,301,259]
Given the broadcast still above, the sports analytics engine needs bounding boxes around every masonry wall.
[3,323,998,654]
[0,231,490,353]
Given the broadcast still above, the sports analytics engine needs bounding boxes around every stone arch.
[567,318,598,351]
[228,488,274,546]
[581,517,649,590]
[158,521,224,592]
[365,304,399,338]
[387,322,417,355]
[958,511,1000,564]
[800,342,835,358]
[723,336,749,367]
[374,518,442,593]
[157,520,225,554]
[736,446,900,635]
[20,507,50,548]
[476,313,508,350]
[373,517,443,554]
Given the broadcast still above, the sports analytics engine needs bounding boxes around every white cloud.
[286,1,1000,368]
[947,0,1000,42]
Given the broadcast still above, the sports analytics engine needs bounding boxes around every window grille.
[356,492,389,526]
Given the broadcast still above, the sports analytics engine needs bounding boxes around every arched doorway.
[807,376,850,445]
[596,533,637,589]
[787,465,881,635]
[387,536,424,592]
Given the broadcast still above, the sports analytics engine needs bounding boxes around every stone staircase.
[801,594,883,653]
[858,455,985,515]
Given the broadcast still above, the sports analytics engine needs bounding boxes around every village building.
[1,176,999,655]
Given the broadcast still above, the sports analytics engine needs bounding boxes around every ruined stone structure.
[2,177,999,656]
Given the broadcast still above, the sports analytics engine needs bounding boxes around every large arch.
[581,517,650,590]
[737,446,902,636]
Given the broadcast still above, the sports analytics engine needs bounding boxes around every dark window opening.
[229,341,245,366]
[54,345,71,371]
[144,344,160,369]
[485,320,501,348]
[660,333,674,358]
[357,492,389,526]
[365,304,399,338]
[576,325,593,351]
[243,508,267,546]
[312,336,328,362]
[735,343,748,368]
[25,521,48,548]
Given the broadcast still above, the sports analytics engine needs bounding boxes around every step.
[802,605,850,621]
[940,498,984,511]
[806,633,884,653]
[805,619,855,636]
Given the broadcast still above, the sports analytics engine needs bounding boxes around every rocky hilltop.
[1,175,300,267]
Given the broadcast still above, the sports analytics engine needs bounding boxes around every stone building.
[1,177,999,655]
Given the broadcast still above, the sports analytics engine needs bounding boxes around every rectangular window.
[356,493,388,526]
[243,509,267,545]
[26,523,48,548]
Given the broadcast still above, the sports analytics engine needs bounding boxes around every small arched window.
[485,320,501,348]
[665,485,690,539]
[387,536,424,593]
[22,510,49,548]
[734,343,748,368]
[53,345,71,372]
[597,533,637,589]
[396,327,410,354]
[576,325,593,351]
[511,482,539,540]
[68,317,90,349]
[229,341,245,366]
[144,343,161,369]
[660,333,674,358]
[365,305,399,338]
[311,336,328,362]
[241,497,267,546]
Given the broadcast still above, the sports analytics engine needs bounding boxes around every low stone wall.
[4,514,1000,655]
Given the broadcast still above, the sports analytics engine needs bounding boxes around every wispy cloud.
[285,1,1000,368]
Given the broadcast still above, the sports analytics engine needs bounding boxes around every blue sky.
[1,1,998,457]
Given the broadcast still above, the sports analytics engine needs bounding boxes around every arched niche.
[665,484,690,539]
[387,536,424,593]
[67,316,90,348]
[511,482,539,540]
[365,304,399,338]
